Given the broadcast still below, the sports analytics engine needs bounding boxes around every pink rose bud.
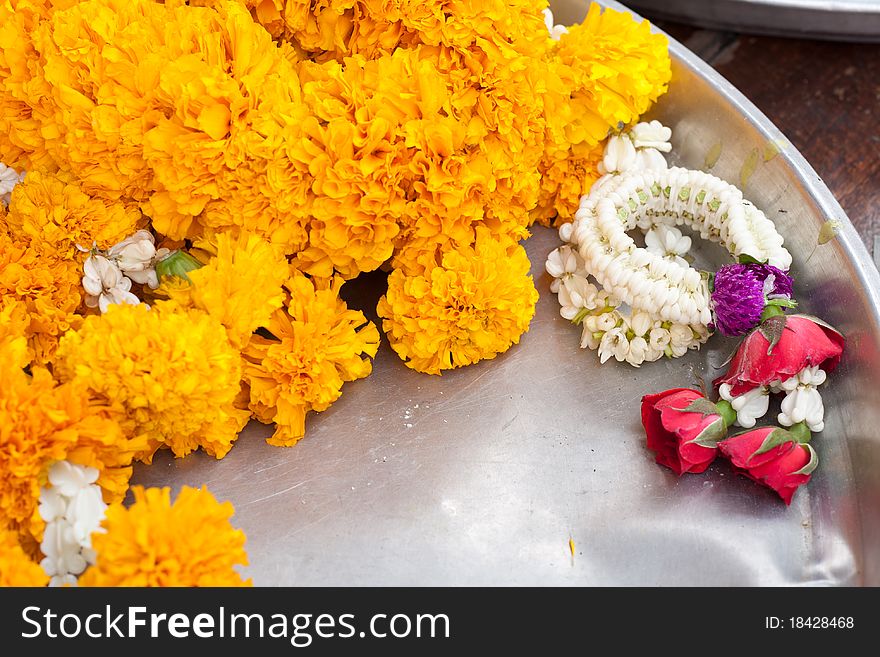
[714,314,844,396]
[718,425,817,505]
[641,388,733,476]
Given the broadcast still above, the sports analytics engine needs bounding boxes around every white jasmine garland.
[545,245,587,293]
[598,120,672,176]
[719,383,770,428]
[644,224,692,268]
[777,366,827,432]
[648,326,671,351]
[557,275,600,320]
[107,229,169,289]
[630,120,673,152]
[82,254,140,313]
[598,326,629,364]
[547,121,789,367]
[39,461,107,587]
[570,165,791,327]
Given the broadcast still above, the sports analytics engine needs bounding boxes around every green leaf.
[687,418,727,448]
[793,444,819,475]
[788,420,812,444]
[682,397,721,419]
[155,249,203,283]
[752,427,794,457]
[737,253,767,265]
[758,314,788,355]
[817,220,842,246]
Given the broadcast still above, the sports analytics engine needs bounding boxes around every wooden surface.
[656,21,880,262]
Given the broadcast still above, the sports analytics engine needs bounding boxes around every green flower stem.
[759,304,786,323]
[715,399,737,428]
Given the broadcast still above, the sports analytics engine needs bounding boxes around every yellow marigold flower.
[378,230,539,374]
[291,19,549,278]
[242,271,380,447]
[158,231,288,349]
[55,304,249,463]
[5,171,142,259]
[79,486,250,587]
[0,229,82,366]
[561,5,671,131]
[0,351,138,543]
[0,528,48,587]
[200,0,355,52]
[533,141,604,227]
[289,53,409,278]
[0,299,30,369]
[0,0,57,171]
[15,0,311,253]
[539,3,670,222]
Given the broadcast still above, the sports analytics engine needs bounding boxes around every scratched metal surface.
[131,2,880,585]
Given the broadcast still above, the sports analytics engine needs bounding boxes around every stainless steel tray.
[621,0,880,41]
[132,1,880,585]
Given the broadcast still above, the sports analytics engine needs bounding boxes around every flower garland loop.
[547,121,794,366]
[545,118,846,505]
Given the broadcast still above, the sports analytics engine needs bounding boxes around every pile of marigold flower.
[0,0,670,585]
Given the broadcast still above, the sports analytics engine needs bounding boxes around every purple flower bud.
[710,264,794,336]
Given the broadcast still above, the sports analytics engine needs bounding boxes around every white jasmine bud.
[719,383,770,428]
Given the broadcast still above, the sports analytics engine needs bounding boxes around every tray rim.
[621,0,880,42]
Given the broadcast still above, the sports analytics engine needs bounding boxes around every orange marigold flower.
[79,486,250,587]
[242,271,380,446]
[157,231,288,349]
[55,304,249,463]
[533,141,605,227]
[0,346,139,543]
[0,528,48,587]
[0,0,57,171]
[13,0,311,254]
[538,3,670,222]
[5,170,142,259]
[0,229,82,367]
[199,0,356,53]
[0,299,30,369]
[378,230,539,374]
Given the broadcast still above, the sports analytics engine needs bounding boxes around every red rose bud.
[714,314,844,396]
[641,388,733,476]
[718,425,818,505]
